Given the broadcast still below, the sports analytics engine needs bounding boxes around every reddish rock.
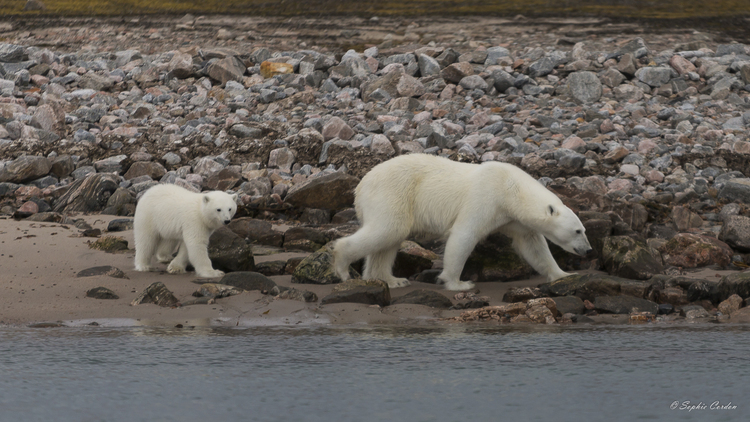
[658,233,733,268]
[440,62,474,83]
[322,116,355,141]
[123,161,167,180]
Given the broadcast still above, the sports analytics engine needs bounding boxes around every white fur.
[134,184,238,278]
[333,154,592,291]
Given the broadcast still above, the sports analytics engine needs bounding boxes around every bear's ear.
[231,193,238,202]
[203,195,210,204]
[548,205,556,216]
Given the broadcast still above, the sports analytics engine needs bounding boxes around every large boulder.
[219,272,276,291]
[208,226,255,273]
[461,233,536,282]
[602,236,663,279]
[658,233,733,268]
[227,217,284,247]
[53,173,119,213]
[719,215,750,252]
[285,172,359,210]
[711,271,750,303]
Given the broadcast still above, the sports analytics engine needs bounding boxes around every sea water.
[0,324,747,422]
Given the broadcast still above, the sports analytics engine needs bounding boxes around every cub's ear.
[548,205,556,216]
[203,195,210,204]
[231,193,238,202]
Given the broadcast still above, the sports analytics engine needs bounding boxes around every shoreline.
[1,214,742,328]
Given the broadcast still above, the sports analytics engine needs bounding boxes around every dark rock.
[208,226,255,272]
[89,236,128,252]
[292,243,359,284]
[254,260,287,276]
[390,289,452,309]
[415,269,441,284]
[205,168,242,191]
[602,236,663,279]
[284,172,359,210]
[227,218,284,247]
[718,179,750,204]
[102,187,136,216]
[270,286,318,302]
[50,155,74,179]
[539,273,653,302]
[658,233,733,268]
[361,71,401,102]
[283,226,328,251]
[461,233,536,282]
[0,155,51,183]
[658,303,674,314]
[192,283,244,298]
[53,173,119,213]
[123,161,167,181]
[131,282,179,307]
[393,241,438,279]
[594,295,659,314]
[320,279,390,306]
[107,218,134,232]
[77,266,127,278]
[712,271,750,303]
[218,271,276,291]
[299,208,331,225]
[552,296,585,315]
[502,287,543,302]
[687,280,717,302]
[86,287,119,300]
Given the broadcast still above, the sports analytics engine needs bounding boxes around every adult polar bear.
[333,154,593,291]
[134,184,237,278]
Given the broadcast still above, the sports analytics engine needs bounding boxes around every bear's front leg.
[167,242,189,274]
[437,223,485,291]
[183,233,224,278]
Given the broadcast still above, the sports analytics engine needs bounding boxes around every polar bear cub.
[134,184,238,278]
[333,154,593,291]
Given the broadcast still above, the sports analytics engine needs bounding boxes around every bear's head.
[201,191,239,230]
[543,204,593,256]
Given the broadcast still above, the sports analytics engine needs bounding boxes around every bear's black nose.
[585,248,593,255]
[224,220,231,225]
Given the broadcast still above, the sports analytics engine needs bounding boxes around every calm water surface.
[1,324,748,422]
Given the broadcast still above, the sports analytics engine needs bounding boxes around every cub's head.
[543,204,593,256]
[201,191,238,229]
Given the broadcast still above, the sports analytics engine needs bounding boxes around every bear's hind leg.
[333,226,407,283]
[512,231,572,282]
[365,244,410,288]
[155,239,179,263]
[134,232,158,272]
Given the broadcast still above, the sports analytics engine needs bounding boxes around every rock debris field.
[2,15,750,325]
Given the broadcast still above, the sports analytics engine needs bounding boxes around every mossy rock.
[602,235,663,280]
[89,236,128,253]
[292,243,359,285]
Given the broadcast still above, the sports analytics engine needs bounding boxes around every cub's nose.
[585,248,594,255]
[224,220,231,225]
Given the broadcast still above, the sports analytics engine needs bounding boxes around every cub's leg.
[155,239,179,263]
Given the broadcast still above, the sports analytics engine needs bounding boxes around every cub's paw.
[196,269,225,278]
[444,280,475,291]
[387,278,411,289]
[134,264,155,272]
[156,255,174,264]
[167,263,187,274]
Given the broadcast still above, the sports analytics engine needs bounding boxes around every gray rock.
[131,282,179,307]
[552,296,585,315]
[594,295,658,314]
[440,62,473,83]
[719,215,750,252]
[458,75,488,91]
[390,289,453,309]
[53,173,119,213]
[718,179,750,204]
[484,46,510,65]
[417,54,440,76]
[77,266,127,279]
[218,271,276,291]
[0,155,51,183]
[321,279,390,306]
[206,56,246,84]
[567,71,602,104]
[0,43,24,62]
[539,273,652,302]
[635,66,673,87]
[617,37,650,59]
[86,287,119,300]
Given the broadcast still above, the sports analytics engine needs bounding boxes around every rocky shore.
[1,15,750,326]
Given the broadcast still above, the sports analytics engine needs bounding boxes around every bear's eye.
[576,229,582,234]
[217,208,222,212]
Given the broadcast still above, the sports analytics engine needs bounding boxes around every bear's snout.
[223,220,231,225]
